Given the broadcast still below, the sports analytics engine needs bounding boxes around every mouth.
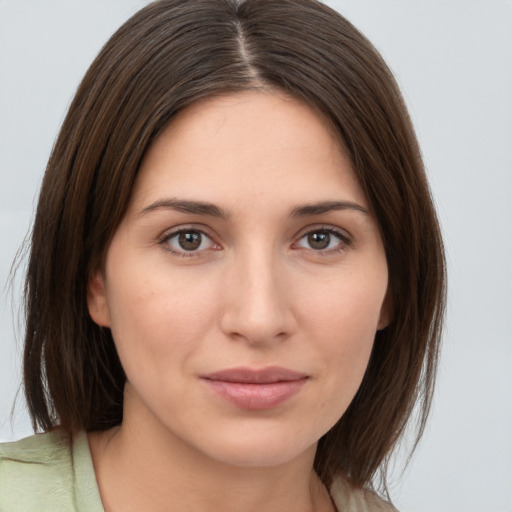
[200,366,309,410]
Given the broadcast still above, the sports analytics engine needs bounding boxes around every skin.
[87,91,389,512]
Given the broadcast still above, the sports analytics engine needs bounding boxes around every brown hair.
[22,0,445,494]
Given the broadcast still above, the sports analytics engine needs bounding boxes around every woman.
[0,0,445,510]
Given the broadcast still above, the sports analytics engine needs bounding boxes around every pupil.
[308,232,330,250]
[178,232,201,250]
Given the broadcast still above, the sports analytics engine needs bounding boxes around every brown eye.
[295,228,349,253]
[163,229,216,255]
[178,231,202,251]
[307,232,331,250]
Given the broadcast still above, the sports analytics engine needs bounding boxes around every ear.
[377,287,393,331]
[87,271,111,327]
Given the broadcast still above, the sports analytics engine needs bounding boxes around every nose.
[219,246,296,345]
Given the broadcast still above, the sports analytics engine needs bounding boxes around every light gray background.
[1,1,511,511]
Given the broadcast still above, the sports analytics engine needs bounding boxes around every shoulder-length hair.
[23,0,445,493]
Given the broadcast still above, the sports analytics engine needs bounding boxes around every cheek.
[104,263,220,373]
[298,272,386,418]
[314,303,375,393]
[300,267,386,348]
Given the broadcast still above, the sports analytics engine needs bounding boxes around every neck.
[88,396,333,512]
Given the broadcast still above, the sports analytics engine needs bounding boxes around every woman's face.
[88,91,389,468]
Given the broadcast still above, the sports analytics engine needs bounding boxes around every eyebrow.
[290,200,369,217]
[139,198,368,219]
[139,199,229,218]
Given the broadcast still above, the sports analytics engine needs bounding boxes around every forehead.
[130,91,367,212]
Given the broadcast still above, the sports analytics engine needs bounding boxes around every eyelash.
[294,227,351,255]
[159,226,351,258]
[159,228,217,258]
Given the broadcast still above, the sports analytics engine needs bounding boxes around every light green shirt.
[0,430,103,511]
[0,430,396,511]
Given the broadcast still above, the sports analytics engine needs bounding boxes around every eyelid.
[159,225,221,256]
[158,223,352,258]
[292,225,352,252]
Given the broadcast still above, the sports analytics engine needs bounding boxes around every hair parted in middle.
[23,0,445,493]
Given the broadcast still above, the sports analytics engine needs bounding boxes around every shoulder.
[0,430,76,511]
[0,429,72,464]
[329,475,399,512]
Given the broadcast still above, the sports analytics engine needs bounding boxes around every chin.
[190,421,321,469]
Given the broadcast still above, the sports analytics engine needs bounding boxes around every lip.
[201,366,309,410]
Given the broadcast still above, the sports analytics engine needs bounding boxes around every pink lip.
[201,367,308,410]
